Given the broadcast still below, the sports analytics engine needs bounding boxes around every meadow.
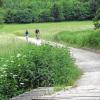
[0,34,27,57]
[1,20,98,50]
[0,21,93,40]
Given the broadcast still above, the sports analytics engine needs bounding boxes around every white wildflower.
[18,64,21,67]
[3,64,7,67]
[17,53,21,58]
[11,60,14,63]
[10,73,13,75]
[20,83,24,85]
[13,75,18,77]
[3,71,6,73]
[1,75,4,77]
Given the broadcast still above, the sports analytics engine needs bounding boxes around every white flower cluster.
[17,53,21,58]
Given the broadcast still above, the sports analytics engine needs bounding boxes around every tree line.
[1,0,100,23]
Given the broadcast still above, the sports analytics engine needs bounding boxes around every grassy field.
[54,29,100,49]
[0,34,27,58]
[0,21,93,40]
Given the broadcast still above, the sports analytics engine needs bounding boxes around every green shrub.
[0,44,80,99]
[54,29,100,49]
[14,9,33,23]
[88,29,100,48]
[51,3,65,22]
[5,9,33,23]
[93,8,100,29]
[39,10,54,22]
[0,8,4,25]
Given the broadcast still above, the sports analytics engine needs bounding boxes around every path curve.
[18,37,100,100]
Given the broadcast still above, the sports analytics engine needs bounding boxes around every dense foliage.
[0,38,80,99]
[93,0,100,29]
[0,0,3,8]
[0,0,4,25]
[54,29,100,49]
[1,0,100,23]
[93,8,100,29]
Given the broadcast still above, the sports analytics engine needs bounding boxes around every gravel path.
[15,37,100,100]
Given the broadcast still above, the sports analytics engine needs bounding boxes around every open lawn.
[0,21,93,40]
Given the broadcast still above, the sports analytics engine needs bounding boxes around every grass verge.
[54,29,100,49]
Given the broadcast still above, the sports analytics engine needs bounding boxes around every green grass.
[0,34,27,58]
[54,29,100,49]
[0,21,93,40]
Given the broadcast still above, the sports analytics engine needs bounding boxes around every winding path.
[16,37,100,100]
[41,47,100,100]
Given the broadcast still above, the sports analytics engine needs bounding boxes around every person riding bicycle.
[25,30,29,42]
[35,29,40,39]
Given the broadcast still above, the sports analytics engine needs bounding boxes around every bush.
[51,3,65,21]
[4,9,16,23]
[39,10,54,22]
[5,9,33,23]
[0,44,80,99]
[14,9,33,23]
[88,29,100,48]
[93,8,100,29]
[0,8,4,24]
[63,1,92,21]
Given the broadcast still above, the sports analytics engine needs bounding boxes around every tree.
[0,0,3,7]
[5,9,33,23]
[51,3,64,21]
[39,10,54,22]
[5,9,15,23]
[93,0,100,29]
[89,0,99,18]
[0,9,4,24]
[14,9,33,23]
[62,1,73,20]
[0,0,4,27]
[93,8,100,29]
[95,0,100,4]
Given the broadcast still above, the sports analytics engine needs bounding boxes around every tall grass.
[0,21,93,41]
[0,34,27,58]
[54,29,100,49]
